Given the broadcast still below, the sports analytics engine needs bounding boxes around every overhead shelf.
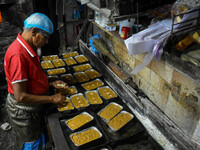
[87,3,112,18]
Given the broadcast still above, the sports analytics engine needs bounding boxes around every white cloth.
[124,6,200,74]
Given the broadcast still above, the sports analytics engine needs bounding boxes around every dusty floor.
[0,91,16,150]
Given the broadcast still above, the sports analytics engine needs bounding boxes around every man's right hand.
[51,93,65,105]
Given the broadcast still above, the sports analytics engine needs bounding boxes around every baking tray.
[72,63,92,72]
[42,55,59,61]
[70,93,90,111]
[47,75,60,82]
[65,112,95,132]
[62,51,79,59]
[59,111,110,150]
[95,101,145,143]
[84,90,104,105]
[60,73,77,85]
[69,126,102,147]
[55,86,78,96]
[47,67,67,76]
[81,79,104,91]
[97,102,123,122]
[41,60,55,70]
[84,69,102,80]
[74,72,90,83]
[107,110,134,132]
[52,58,66,68]
[57,96,75,113]
[74,54,89,64]
[97,86,118,103]
[63,57,78,67]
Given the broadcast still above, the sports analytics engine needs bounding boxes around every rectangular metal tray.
[74,54,89,64]
[65,112,94,132]
[97,86,118,101]
[62,51,79,59]
[107,110,134,132]
[70,93,90,110]
[74,72,90,83]
[81,78,104,91]
[84,90,103,105]
[97,102,123,122]
[69,126,103,147]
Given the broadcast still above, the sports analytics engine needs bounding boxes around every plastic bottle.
[120,27,130,39]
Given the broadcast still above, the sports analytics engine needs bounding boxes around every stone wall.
[0,0,34,85]
[0,21,21,85]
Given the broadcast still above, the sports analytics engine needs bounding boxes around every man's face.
[32,28,49,48]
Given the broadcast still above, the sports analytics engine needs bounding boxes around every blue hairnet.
[24,13,54,34]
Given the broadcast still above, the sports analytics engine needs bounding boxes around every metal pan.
[107,110,134,132]
[81,78,104,91]
[97,102,123,122]
[74,54,89,64]
[84,90,103,105]
[41,60,55,70]
[65,112,94,131]
[69,126,103,147]
[70,93,89,110]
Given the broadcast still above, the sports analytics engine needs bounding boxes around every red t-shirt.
[4,33,49,95]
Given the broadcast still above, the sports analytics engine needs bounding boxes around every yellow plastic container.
[192,32,200,44]
[176,35,193,51]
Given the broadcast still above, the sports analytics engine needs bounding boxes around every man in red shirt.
[4,13,67,150]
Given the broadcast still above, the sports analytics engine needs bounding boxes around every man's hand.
[50,80,68,89]
[51,93,65,105]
